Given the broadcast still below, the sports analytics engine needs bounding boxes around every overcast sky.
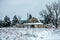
[0,0,58,20]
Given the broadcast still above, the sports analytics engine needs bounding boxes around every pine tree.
[12,15,19,26]
[4,16,11,27]
[28,14,32,20]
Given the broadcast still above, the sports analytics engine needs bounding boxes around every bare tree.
[39,10,51,24]
[40,2,60,28]
[18,16,21,24]
[51,2,59,28]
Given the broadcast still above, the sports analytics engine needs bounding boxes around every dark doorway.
[31,25,35,28]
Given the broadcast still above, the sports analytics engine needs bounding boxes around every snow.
[24,23,43,25]
[0,28,60,40]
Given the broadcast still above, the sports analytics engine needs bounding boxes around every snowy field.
[0,28,60,40]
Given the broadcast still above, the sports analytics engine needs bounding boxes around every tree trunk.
[55,11,58,28]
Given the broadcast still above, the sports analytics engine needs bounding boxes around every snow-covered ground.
[0,28,60,40]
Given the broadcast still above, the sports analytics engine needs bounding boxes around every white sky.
[0,0,58,20]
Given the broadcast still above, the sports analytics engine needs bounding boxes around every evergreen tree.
[4,16,11,27]
[12,15,19,26]
[28,14,32,20]
[0,20,3,27]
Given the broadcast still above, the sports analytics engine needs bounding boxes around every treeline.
[0,14,33,27]
[0,15,19,27]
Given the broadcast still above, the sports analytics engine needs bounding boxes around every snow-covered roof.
[24,23,43,25]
